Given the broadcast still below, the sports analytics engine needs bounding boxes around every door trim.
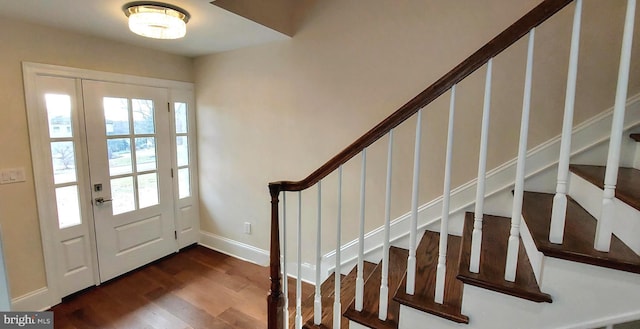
[22,62,196,308]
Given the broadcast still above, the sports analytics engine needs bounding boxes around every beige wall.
[195,0,640,262]
[0,17,193,298]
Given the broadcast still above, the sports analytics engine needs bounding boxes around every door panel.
[82,80,176,282]
[170,96,200,248]
[35,76,97,296]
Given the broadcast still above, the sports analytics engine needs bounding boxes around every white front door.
[82,80,178,282]
[25,64,200,303]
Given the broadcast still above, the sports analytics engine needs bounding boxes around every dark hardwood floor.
[51,245,312,329]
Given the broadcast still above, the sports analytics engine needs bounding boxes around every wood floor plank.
[50,246,276,329]
[218,308,264,329]
[146,287,234,329]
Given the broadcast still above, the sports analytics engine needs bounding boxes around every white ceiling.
[0,0,290,58]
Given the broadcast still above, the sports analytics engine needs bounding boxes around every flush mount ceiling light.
[123,2,190,39]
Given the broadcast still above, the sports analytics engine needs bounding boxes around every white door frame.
[22,62,199,309]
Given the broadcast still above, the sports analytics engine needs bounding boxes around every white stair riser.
[568,172,640,254]
[399,258,640,329]
[348,320,370,329]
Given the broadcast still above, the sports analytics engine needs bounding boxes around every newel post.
[268,184,284,329]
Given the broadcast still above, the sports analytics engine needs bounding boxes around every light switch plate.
[0,168,26,184]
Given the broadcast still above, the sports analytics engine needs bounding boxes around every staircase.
[287,136,640,329]
[267,1,640,328]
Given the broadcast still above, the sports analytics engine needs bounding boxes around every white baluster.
[314,181,322,325]
[435,85,456,304]
[282,192,289,328]
[470,58,493,273]
[379,130,394,320]
[595,0,636,252]
[550,0,583,244]
[506,29,536,282]
[356,149,367,311]
[295,192,302,329]
[333,166,343,329]
[407,109,423,295]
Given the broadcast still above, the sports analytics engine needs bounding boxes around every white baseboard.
[199,231,269,266]
[282,261,316,285]
[323,93,640,275]
[11,287,55,311]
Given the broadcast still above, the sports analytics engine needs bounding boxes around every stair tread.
[343,247,408,329]
[458,212,552,302]
[631,133,640,142]
[302,261,377,329]
[569,165,640,212]
[522,191,640,274]
[394,231,469,323]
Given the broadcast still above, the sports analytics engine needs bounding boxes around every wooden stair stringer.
[394,231,469,323]
[343,247,408,329]
[521,191,640,274]
[457,212,552,303]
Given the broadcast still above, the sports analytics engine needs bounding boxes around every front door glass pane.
[133,99,155,134]
[56,185,82,228]
[51,142,77,184]
[176,136,189,167]
[178,168,190,199]
[111,176,135,215]
[45,94,73,138]
[138,173,159,208]
[175,102,187,133]
[104,97,129,136]
[135,137,157,172]
[108,138,132,176]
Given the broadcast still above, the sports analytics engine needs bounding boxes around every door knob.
[94,197,113,205]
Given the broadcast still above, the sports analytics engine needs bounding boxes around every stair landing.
[521,191,640,274]
[457,212,552,303]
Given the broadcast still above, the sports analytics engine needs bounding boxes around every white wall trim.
[22,62,193,90]
[199,231,269,266]
[11,288,56,312]
[322,92,640,276]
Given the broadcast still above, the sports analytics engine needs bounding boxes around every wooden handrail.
[269,0,573,193]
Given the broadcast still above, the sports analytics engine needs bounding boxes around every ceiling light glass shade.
[124,2,190,39]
